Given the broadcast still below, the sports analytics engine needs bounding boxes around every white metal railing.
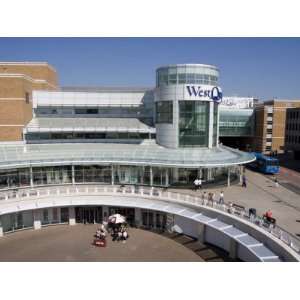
[0,184,300,254]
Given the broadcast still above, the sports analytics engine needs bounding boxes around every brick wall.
[0,62,58,141]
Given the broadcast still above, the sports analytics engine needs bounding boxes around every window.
[267,120,273,125]
[156,101,173,124]
[86,108,98,114]
[60,208,69,223]
[265,146,272,151]
[156,69,218,87]
[52,208,58,223]
[266,138,272,142]
[267,128,273,134]
[75,108,98,114]
[43,209,49,224]
[179,101,209,147]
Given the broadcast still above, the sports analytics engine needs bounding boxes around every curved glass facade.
[219,109,254,137]
[156,65,219,87]
[179,101,209,147]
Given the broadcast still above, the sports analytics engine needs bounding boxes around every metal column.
[111,165,114,185]
[150,166,153,186]
[30,166,33,188]
[227,167,231,187]
[72,165,75,185]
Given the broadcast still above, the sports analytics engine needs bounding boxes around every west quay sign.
[186,85,223,103]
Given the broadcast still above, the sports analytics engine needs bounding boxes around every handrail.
[0,184,300,255]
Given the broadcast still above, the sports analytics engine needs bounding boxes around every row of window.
[25,132,154,141]
[156,72,218,87]
[287,110,300,120]
[219,127,252,137]
[0,165,234,191]
[0,207,70,233]
[286,122,300,131]
[35,106,143,116]
[286,135,300,144]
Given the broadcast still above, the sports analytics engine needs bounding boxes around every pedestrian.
[264,209,273,222]
[193,178,198,191]
[242,174,247,188]
[274,177,279,188]
[198,178,202,190]
[209,192,215,206]
[201,191,207,205]
[219,191,224,204]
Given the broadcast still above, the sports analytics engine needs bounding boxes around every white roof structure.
[32,90,154,108]
[0,142,255,169]
[24,118,155,133]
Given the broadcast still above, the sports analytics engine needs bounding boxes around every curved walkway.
[1,184,298,261]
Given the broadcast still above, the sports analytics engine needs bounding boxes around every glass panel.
[114,165,145,185]
[156,101,173,124]
[74,165,111,184]
[0,168,30,190]
[219,109,254,137]
[152,167,166,186]
[179,101,209,147]
[60,207,69,223]
[32,166,72,186]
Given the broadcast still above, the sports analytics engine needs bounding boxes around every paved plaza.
[173,168,300,237]
[0,224,235,262]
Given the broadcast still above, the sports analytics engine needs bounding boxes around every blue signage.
[186,85,222,103]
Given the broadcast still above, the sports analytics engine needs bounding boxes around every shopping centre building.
[1,62,299,261]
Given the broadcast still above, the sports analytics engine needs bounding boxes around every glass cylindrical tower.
[154,64,221,149]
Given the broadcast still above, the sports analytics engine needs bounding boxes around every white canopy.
[108,214,126,224]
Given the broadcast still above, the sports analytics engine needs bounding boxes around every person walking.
[193,178,198,191]
[210,192,215,206]
[274,177,279,188]
[198,178,202,190]
[242,174,247,188]
[219,191,224,205]
[201,191,207,205]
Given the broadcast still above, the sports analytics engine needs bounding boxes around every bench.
[232,203,246,216]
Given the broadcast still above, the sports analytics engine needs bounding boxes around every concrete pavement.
[170,169,300,237]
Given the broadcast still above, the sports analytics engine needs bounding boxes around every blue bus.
[248,152,280,174]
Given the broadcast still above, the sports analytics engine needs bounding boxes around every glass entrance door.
[75,207,103,224]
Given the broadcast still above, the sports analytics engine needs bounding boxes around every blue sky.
[0,37,299,100]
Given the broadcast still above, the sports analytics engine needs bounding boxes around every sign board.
[185,85,223,103]
[220,97,255,109]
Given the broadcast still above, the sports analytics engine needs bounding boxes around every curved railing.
[0,184,300,256]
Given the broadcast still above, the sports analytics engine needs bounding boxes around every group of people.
[95,223,107,240]
[111,224,129,243]
[94,222,129,245]
[193,178,202,190]
[200,190,225,205]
